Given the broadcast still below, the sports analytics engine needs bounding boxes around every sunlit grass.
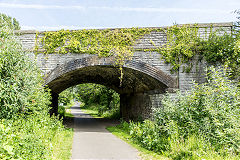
[106,125,170,160]
[80,108,103,118]
[52,106,74,160]
[51,127,73,160]
[80,103,120,119]
[80,103,103,118]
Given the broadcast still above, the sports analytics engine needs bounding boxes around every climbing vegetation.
[156,24,240,76]
[35,28,153,55]
[156,24,200,72]
[35,23,240,79]
[35,28,157,85]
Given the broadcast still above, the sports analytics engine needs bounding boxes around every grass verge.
[106,125,170,160]
[52,106,74,160]
[52,127,74,160]
[80,103,120,119]
[80,108,102,118]
[80,103,103,118]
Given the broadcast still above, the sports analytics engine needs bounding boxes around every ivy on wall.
[35,28,155,55]
[155,24,200,73]
[34,28,161,85]
[34,24,240,78]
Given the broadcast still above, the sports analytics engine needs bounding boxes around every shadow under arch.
[44,55,177,120]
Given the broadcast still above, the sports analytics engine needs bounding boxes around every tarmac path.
[71,102,139,160]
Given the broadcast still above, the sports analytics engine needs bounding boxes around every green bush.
[129,120,169,152]
[128,67,240,159]
[58,87,76,116]
[0,114,63,159]
[155,67,240,153]
[0,25,51,119]
[59,87,75,107]
[0,20,66,159]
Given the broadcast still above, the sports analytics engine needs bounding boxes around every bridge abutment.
[120,92,153,121]
[49,90,172,120]
[50,91,59,115]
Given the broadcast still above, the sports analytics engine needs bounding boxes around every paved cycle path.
[71,102,139,160]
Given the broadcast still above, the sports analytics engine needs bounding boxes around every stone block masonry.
[16,22,233,120]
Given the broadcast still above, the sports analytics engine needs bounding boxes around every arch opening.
[58,83,121,119]
[47,65,168,95]
[46,57,176,120]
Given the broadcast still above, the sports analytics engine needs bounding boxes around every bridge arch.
[45,55,177,120]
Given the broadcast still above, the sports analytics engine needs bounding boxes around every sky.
[0,0,239,31]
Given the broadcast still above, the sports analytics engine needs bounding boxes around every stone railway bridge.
[17,22,232,120]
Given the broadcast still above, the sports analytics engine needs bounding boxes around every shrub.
[128,67,240,159]
[129,120,169,152]
[0,13,20,30]
[0,25,51,119]
[155,67,240,154]
[59,87,75,107]
[0,20,66,159]
[0,114,63,159]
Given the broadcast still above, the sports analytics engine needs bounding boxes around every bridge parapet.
[16,22,232,119]
[16,22,233,52]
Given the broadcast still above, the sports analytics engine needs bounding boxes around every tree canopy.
[0,13,20,30]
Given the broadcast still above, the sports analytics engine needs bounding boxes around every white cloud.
[92,6,230,14]
[0,2,230,14]
[0,3,85,10]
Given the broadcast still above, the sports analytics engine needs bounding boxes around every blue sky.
[0,0,239,30]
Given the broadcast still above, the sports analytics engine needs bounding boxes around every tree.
[0,13,20,30]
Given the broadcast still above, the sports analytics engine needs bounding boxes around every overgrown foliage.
[76,83,120,119]
[157,25,240,77]
[156,24,200,72]
[234,9,240,34]
[35,23,240,80]
[58,87,75,116]
[0,21,70,159]
[0,25,50,119]
[35,28,152,56]
[0,13,20,30]
[35,28,155,84]
[127,67,240,159]
[59,87,75,107]
[200,32,240,80]
[0,114,64,159]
